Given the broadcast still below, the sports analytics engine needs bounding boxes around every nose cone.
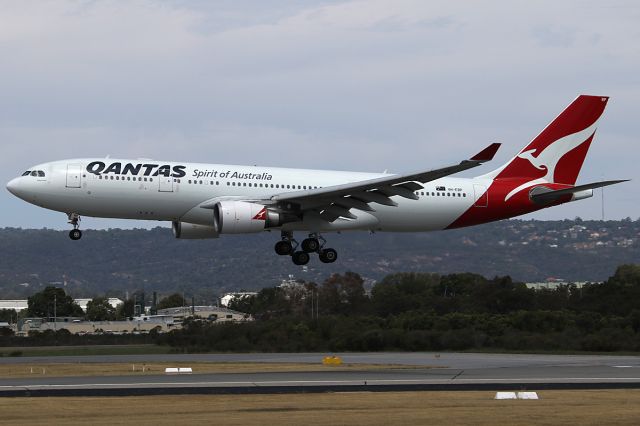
[6,178,22,197]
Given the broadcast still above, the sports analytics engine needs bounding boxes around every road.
[1,352,639,396]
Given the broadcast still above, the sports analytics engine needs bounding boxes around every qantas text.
[86,162,186,178]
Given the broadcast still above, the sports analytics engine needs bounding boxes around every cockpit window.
[37,171,45,177]
[30,171,38,177]
[22,171,31,176]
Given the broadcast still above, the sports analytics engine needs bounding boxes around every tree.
[319,272,369,315]
[115,299,135,320]
[0,309,17,323]
[157,293,186,310]
[27,286,83,318]
[85,297,116,321]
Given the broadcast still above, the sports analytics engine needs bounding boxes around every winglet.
[469,143,501,162]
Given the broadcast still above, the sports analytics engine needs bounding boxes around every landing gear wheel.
[301,238,320,253]
[69,229,82,241]
[292,251,310,266]
[274,240,293,256]
[319,248,337,263]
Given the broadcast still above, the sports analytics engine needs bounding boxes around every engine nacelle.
[172,221,219,239]
[214,201,297,234]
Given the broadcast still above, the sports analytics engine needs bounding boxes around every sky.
[1,0,639,230]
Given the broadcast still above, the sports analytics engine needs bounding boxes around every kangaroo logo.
[517,149,547,171]
[252,207,267,220]
[504,122,598,201]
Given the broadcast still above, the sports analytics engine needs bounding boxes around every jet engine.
[172,222,219,239]
[214,201,297,234]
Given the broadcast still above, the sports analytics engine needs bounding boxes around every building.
[0,298,123,313]
[0,300,28,312]
[157,306,252,323]
[220,293,257,307]
[525,281,591,290]
[73,298,123,311]
[17,315,176,335]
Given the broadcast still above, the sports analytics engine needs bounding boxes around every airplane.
[6,95,627,265]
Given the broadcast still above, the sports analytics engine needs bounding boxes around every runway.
[1,352,639,396]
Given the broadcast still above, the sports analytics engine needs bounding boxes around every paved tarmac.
[1,352,639,396]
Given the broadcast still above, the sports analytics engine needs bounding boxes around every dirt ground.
[1,390,639,426]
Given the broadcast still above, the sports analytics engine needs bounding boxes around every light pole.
[53,294,57,332]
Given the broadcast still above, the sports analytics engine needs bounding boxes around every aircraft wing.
[267,143,501,221]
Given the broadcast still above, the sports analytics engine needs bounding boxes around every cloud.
[1,0,639,229]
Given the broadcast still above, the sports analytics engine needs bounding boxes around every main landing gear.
[68,213,82,241]
[274,232,338,265]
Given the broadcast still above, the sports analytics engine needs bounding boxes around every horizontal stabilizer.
[530,180,629,204]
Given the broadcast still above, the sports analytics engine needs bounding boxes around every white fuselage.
[7,158,487,232]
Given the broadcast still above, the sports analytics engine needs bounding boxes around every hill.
[0,218,638,300]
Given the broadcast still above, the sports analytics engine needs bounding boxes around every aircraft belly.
[36,186,202,221]
[372,197,474,232]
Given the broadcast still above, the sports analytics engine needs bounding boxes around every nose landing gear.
[276,232,337,265]
[68,213,82,240]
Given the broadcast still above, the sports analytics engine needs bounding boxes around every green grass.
[2,344,640,358]
[0,344,172,357]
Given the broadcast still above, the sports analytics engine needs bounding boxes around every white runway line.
[3,376,640,391]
